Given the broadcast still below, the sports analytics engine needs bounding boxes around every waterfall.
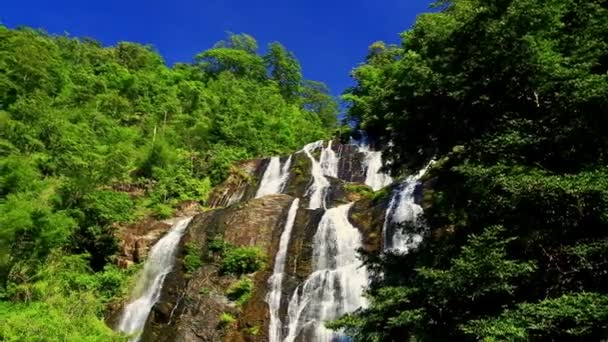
[383,163,433,252]
[256,156,293,198]
[267,198,300,342]
[283,203,368,342]
[117,217,193,340]
[361,149,392,191]
[320,140,339,178]
[352,135,393,191]
[302,141,335,209]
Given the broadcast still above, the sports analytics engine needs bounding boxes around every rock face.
[115,201,203,268]
[116,219,172,268]
[142,194,295,342]
[116,139,424,342]
[205,159,266,208]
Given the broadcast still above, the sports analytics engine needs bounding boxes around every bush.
[151,203,174,219]
[218,312,236,329]
[207,238,234,256]
[344,183,374,199]
[183,243,203,274]
[220,246,266,275]
[82,190,134,225]
[225,278,253,306]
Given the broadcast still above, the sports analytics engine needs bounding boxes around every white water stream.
[302,141,336,209]
[256,156,293,198]
[352,136,393,191]
[117,217,193,341]
[267,198,301,342]
[383,163,433,252]
[283,203,368,342]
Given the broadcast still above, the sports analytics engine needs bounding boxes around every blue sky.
[1,0,433,96]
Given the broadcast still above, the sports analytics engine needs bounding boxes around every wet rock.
[206,159,266,208]
[115,220,172,268]
[282,151,313,201]
[349,194,390,253]
[333,141,367,183]
[142,194,295,342]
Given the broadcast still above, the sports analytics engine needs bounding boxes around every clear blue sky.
[1,0,433,96]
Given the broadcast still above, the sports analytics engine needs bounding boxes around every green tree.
[264,42,303,102]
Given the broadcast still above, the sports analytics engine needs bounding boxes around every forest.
[0,27,336,339]
[331,0,608,340]
[1,0,608,340]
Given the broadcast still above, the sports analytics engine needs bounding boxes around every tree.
[300,80,338,128]
[264,42,302,102]
[336,0,608,340]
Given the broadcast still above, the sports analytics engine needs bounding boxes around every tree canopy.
[334,0,608,340]
[0,28,337,340]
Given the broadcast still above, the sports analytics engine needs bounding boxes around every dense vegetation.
[332,0,608,340]
[0,26,336,340]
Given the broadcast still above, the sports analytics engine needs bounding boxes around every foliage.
[220,246,266,275]
[337,0,608,340]
[207,238,233,256]
[218,312,236,329]
[462,292,608,341]
[344,183,374,199]
[225,277,253,306]
[246,325,261,336]
[0,26,336,340]
[183,243,203,275]
[0,253,131,341]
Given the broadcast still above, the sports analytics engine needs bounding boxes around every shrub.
[246,325,261,336]
[225,278,253,306]
[208,238,233,255]
[218,312,236,329]
[345,183,374,199]
[220,246,266,275]
[151,203,174,219]
[183,243,203,274]
[83,190,134,225]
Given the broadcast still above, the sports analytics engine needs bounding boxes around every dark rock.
[333,141,367,183]
[349,194,390,253]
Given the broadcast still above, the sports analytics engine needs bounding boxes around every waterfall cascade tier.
[256,156,293,198]
[267,198,301,342]
[383,162,434,252]
[117,217,193,341]
[130,138,427,341]
[284,203,368,342]
[351,135,393,191]
[302,140,334,209]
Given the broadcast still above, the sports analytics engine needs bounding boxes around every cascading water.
[267,198,300,342]
[351,136,393,191]
[319,140,339,178]
[302,141,336,209]
[256,156,293,198]
[360,149,392,191]
[383,163,433,252]
[283,203,368,342]
[117,217,193,340]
